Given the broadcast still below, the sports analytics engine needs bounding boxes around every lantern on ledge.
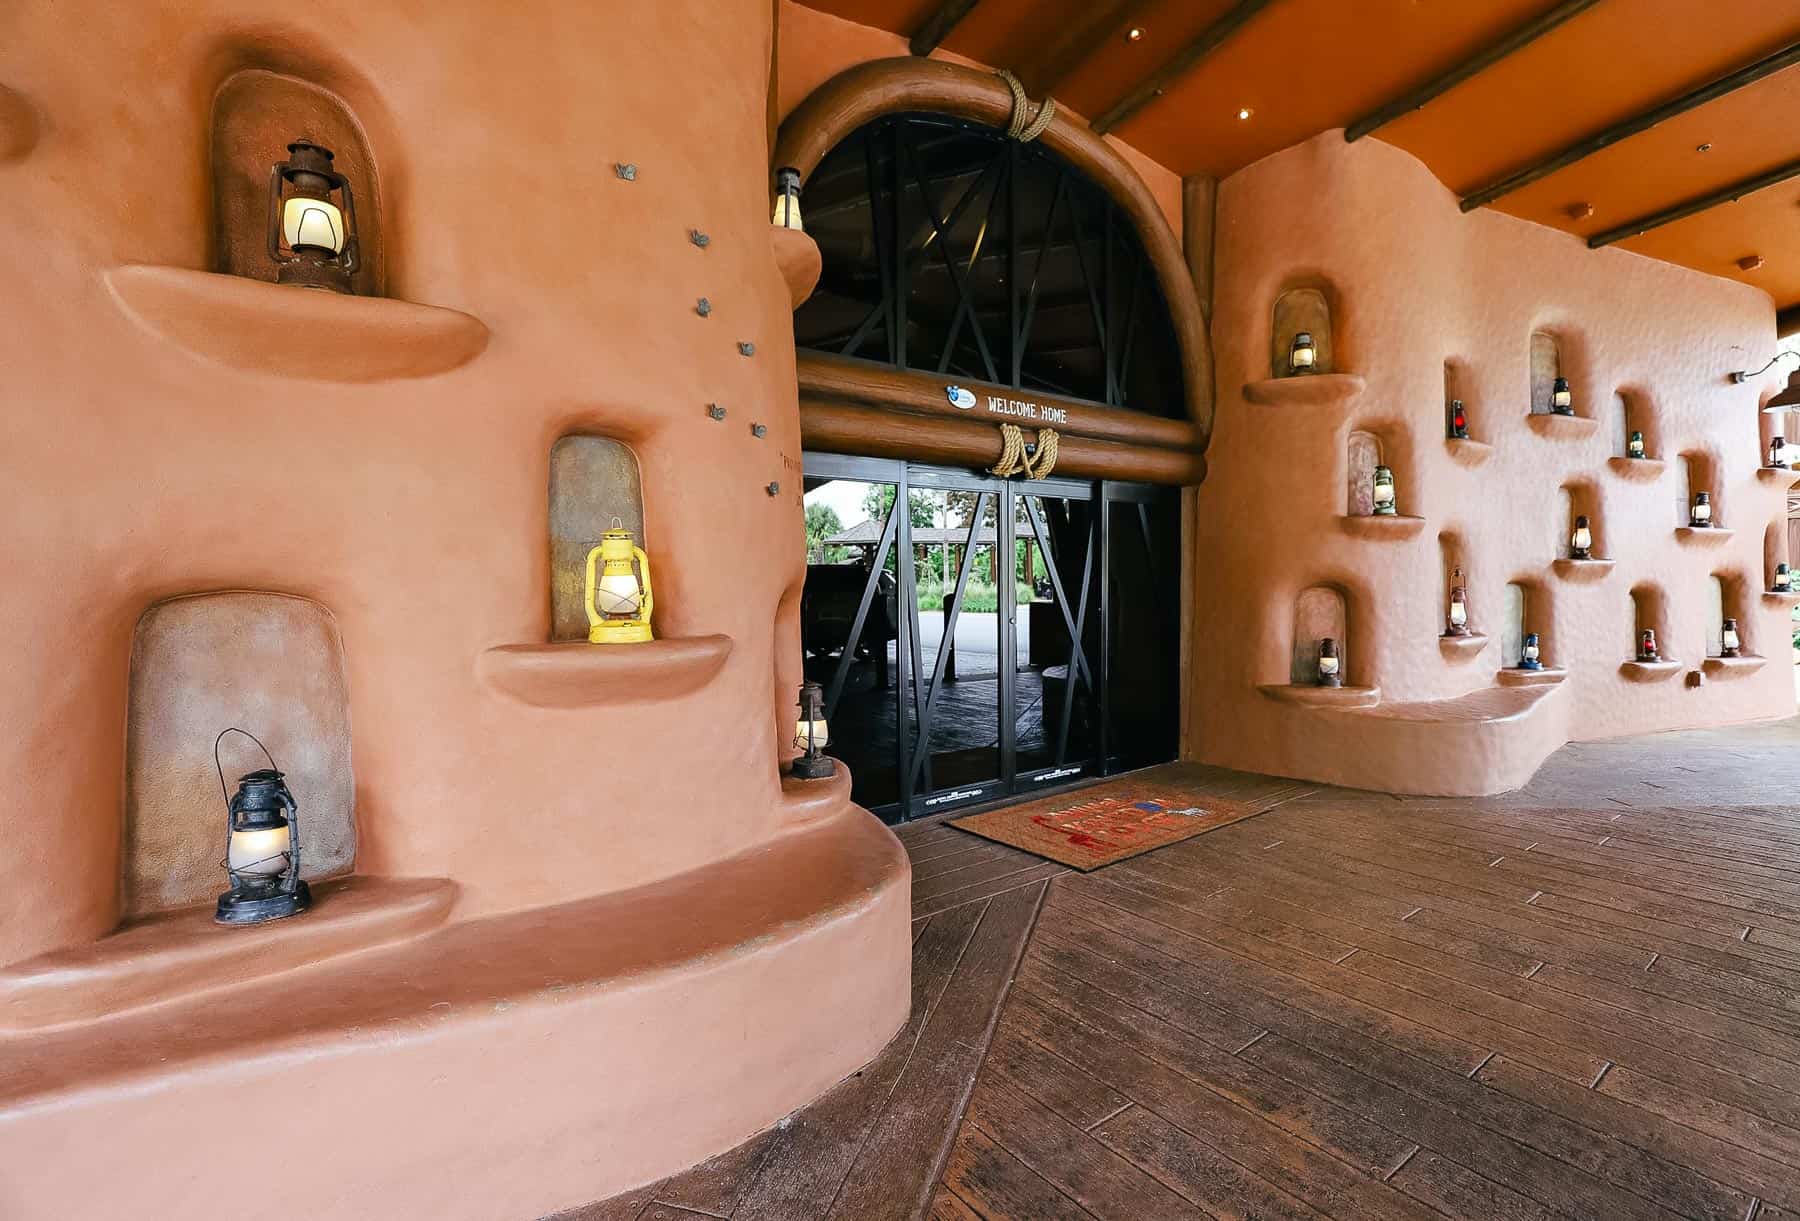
[1550,377,1574,415]
[1316,637,1342,688]
[1638,629,1659,662]
[584,519,655,644]
[1444,568,1470,637]
[1770,436,1790,469]
[1287,331,1316,375]
[1447,399,1469,440]
[791,681,834,780]
[1627,430,1646,459]
[1775,563,1792,593]
[268,141,359,293]
[1570,514,1593,560]
[1689,492,1713,528]
[213,729,310,926]
[1518,632,1543,671]
[1371,465,1397,516]
[1721,617,1741,659]
[773,166,803,232]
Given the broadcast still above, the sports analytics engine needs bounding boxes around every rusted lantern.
[268,141,359,293]
[1770,436,1789,469]
[1627,430,1646,459]
[1570,515,1593,560]
[772,166,803,232]
[1444,568,1470,637]
[1689,492,1713,527]
[1775,563,1792,593]
[1550,377,1573,415]
[1721,618,1741,658]
[1287,331,1316,375]
[1638,629,1659,662]
[1316,637,1342,688]
[213,729,310,926]
[791,681,833,779]
[1448,399,1469,440]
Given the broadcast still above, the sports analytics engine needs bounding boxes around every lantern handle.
[633,545,654,623]
[583,544,603,628]
[214,727,280,813]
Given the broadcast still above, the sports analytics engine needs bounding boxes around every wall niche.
[1557,479,1605,559]
[1678,449,1721,528]
[211,69,384,296]
[1768,521,1791,589]
[1289,585,1347,685]
[549,435,645,642]
[1612,387,1657,458]
[1528,331,1562,415]
[1270,286,1335,377]
[1439,531,1468,626]
[1444,358,1475,439]
[1501,580,1551,667]
[124,592,355,918]
[1630,583,1669,657]
[1704,575,1727,657]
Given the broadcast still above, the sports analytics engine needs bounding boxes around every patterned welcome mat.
[950,789,1259,870]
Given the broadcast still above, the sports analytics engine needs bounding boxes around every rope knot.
[990,422,1060,480]
[996,70,1056,143]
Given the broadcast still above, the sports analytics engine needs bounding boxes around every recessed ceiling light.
[1127,26,1144,41]
[1738,254,1764,271]
[1697,142,1713,152]
[1237,107,1253,121]
[1565,201,1594,221]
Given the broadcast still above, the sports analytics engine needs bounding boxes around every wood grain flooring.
[559,716,1800,1221]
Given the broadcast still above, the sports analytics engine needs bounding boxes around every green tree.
[804,502,844,562]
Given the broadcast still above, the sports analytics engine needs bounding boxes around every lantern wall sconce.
[1638,629,1660,662]
[268,141,359,294]
[773,166,803,232]
[584,519,655,644]
[1371,465,1396,516]
[1569,515,1593,560]
[1770,436,1790,469]
[213,728,310,926]
[1287,331,1316,375]
[1689,492,1713,528]
[1773,563,1792,593]
[1444,568,1470,637]
[791,681,833,780]
[1447,399,1469,440]
[1549,377,1574,415]
[1316,637,1342,687]
[1720,617,1741,659]
[1730,348,1798,386]
[1517,632,1544,671]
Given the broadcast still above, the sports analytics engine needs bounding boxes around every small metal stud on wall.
[690,229,710,248]
[614,163,637,181]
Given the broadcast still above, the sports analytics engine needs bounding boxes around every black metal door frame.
[804,450,1161,822]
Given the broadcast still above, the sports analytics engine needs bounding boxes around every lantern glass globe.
[595,570,643,616]
[228,822,291,879]
[282,197,346,253]
[794,715,829,750]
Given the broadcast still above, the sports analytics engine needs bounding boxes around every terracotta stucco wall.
[1189,132,1795,794]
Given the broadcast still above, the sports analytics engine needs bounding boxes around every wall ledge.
[1552,558,1615,582]
[1496,667,1567,687]
[1339,513,1426,540]
[1242,373,1364,408]
[1757,466,1800,488]
[1525,413,1600,440]
[1445,438,1494,467]
[771,227,822,310]
[477,637,733,708]
[1703,655,1766,679]
[1619,659,1683,683]
[1439,632,1489,659]
[1258,683,1380,709]
[1764,591,1800,607]
[1674,526,1735,545]
[1607,456,1666,481]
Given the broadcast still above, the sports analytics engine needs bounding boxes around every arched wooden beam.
[775,57,1215,458]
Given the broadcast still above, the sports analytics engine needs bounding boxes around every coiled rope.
[997,70,1056,143]
[990,423,1060,480]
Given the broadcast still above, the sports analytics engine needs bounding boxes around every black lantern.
[214,729,310,925]
[268,141,359,293]
[1447,399,1469,440]
[1690,491,1713,528]
[791,681,834,779]
[1518,632,1543,671]
[1627,430,1646,459]
[1570,514,1593,560]
[773,166,803,232]
[1721,618,1741,659]
[1287,331,1317,375]
[1316,637,1342,687]
[1770,436,1789,469]
[1550,377,1574,415]
[1776,563,1792,593]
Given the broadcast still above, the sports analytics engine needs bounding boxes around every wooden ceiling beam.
[1461,38,1800,212]
[1091,0,1275,137]
[1014,0,1149,96]
[1586,156,1800,248]
[1345,0,1601,144]
[910,0,982,57]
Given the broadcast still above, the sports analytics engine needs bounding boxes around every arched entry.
[783,61,1194,820]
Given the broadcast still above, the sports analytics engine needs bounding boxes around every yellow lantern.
[584,519,654,644]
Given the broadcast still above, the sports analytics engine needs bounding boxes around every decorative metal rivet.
[751,423,767,438]
[614,163,638,181]
[707,404,726,421]
[696,297,711,316]
[766,482,780,496]
[690,229,710,248]
[738,341,755,356]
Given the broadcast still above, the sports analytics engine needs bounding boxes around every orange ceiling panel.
[1379,2,1800,195]
[797,0,944,38]
[1616,177,1800,330]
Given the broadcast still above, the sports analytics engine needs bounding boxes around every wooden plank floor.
[558,717,1800,1220]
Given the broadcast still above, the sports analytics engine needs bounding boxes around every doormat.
[950,790,1258,871]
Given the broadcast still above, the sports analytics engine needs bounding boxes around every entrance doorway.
[802,452,1179,823]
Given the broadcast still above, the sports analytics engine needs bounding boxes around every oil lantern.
[213,729,310,926]
[1770,436,1789,469]
[1371,466,1397,516]
[1448,400,1469,440]
[1518,632,1543,671]
[1288,331,1316,375]
[1628,431,1646,459]
[1570,515,1593,561]
[1776,563,1792,593]
[773,166,803,232]
[1721,617,1741,658]
[1690,492,1713,527]
[1550,377,1573,415]
[791,681,834,780]
[268,141,359,293]
[584,519,655,644]
[1638,629,1659,662]
[1444,568,1470,637]
[1316,637,1342,688]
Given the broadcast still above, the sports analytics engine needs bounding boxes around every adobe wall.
[1189,131,1795,794]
